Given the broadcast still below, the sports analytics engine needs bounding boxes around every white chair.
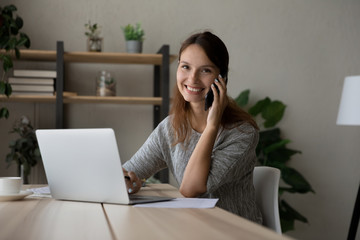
[253,166,282,234]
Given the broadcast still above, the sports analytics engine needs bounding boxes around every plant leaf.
[0,81,5,94]
[235,89,250,107]
[264,139,291,155]
[248,97,271,116]
[15,16,23,29]
[268,148,301,164]
[0,107,10,119]
[5,82,12,96]
[281,167,315,193]
[1,54,13,72]
[280,200,308,223]
[262,100,286,128]
[20,33,31,48]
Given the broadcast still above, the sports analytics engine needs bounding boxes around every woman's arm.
[179,125,218,197]
[180,76,228,197]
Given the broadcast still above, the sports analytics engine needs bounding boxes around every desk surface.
[0,184,292,240]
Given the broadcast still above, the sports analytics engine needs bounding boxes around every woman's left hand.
[123,168,142,194]
[207,74,228,128]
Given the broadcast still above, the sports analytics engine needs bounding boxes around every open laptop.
[36,128,173,205]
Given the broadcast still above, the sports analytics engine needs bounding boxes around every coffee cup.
[0,177,22,195]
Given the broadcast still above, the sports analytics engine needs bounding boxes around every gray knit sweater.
[123,116,262,224]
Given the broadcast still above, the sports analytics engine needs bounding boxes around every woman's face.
[177,44,220,105]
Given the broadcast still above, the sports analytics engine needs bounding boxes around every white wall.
[1,0,359,239]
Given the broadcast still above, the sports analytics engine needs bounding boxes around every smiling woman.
[123,31,262,224]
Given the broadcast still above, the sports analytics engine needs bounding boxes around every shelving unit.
[2,42,177,128]
[2,42,177,182]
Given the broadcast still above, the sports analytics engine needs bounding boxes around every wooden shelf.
[2,49,177,65]
[12,49,57,61]
[0,95,162,105]
[64,96,162,104]
[0,95,56,103]
[63,52,177,65]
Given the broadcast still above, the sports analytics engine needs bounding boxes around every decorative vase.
[96,70,116,96]
[87,37,103,52]
[126,40,142,53]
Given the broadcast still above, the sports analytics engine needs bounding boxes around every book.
[11,91,54,96]
[11,84,54,92]
[13,69,57,78]
[8,77,55,85]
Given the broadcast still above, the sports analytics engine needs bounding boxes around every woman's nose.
[188,71,199,84]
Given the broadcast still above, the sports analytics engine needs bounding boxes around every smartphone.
[204,76,227,111]
[204,83,219,111]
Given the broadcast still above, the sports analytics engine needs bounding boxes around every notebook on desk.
[35,128,173,205]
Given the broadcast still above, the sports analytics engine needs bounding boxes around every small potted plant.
[5,116,42,184]
[121,23,145,53]
[84,21,102,52]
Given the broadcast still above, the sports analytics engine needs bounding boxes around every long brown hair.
[170,31,258,145]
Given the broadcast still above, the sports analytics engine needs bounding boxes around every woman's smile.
[185,85,204,94]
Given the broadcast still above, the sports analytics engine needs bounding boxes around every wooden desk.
[0,184,293,240]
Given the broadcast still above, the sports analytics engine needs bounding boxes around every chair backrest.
[253,166,282,234]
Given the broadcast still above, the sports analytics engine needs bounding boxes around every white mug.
[0,177,22,195]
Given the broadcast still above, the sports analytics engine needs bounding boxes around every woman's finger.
[127,171,142,194]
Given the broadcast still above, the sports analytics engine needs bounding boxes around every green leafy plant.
[236,89,315,232]
[121,23,145,42]
[84,21,101,39]
[6,116,41,184]
[0,4,31,119]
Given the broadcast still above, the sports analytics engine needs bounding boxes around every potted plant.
[236,89,315,232]
[6,116,42,184]
[121,23,145,53]
[0,4,31,119]
[84,21,102,52]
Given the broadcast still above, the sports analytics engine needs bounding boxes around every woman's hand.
[123,168,142,194]
[207,74,228,128]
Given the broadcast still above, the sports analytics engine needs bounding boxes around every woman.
[123,31,262,224]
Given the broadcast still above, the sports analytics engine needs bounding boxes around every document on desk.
[26,186,52,198]
[134,198,219,208]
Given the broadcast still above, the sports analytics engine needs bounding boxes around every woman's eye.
[181,65,189,70]
[201,68,212,73]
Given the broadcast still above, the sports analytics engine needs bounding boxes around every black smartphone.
[204,76,227,111]
[204,83,219,111]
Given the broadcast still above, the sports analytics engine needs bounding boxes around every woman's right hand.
[123,168,142,194]
[206,74,228,128]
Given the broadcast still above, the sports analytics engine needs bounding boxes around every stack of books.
[8,69,56,96]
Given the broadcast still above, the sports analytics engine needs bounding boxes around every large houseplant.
[0,4,31,119]
[121,23,145,53]
[236,89,315,232]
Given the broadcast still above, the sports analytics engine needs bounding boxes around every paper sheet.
[133,198,218,208]
[26,186,52,198]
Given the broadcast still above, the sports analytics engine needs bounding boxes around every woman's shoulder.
[153,115,174,137]
[227,121,258,133]
[157,115,172,129]
[222,121,259,143]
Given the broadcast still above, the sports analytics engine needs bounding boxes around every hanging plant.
[0,4,31,119]
[236,89,315,232]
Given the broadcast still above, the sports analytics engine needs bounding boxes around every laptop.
[36,128,173,205]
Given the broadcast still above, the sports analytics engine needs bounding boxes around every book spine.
[13,69,57,78]
[8,77,55,85]
[11,84,54,92]
[11,91,54,96]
